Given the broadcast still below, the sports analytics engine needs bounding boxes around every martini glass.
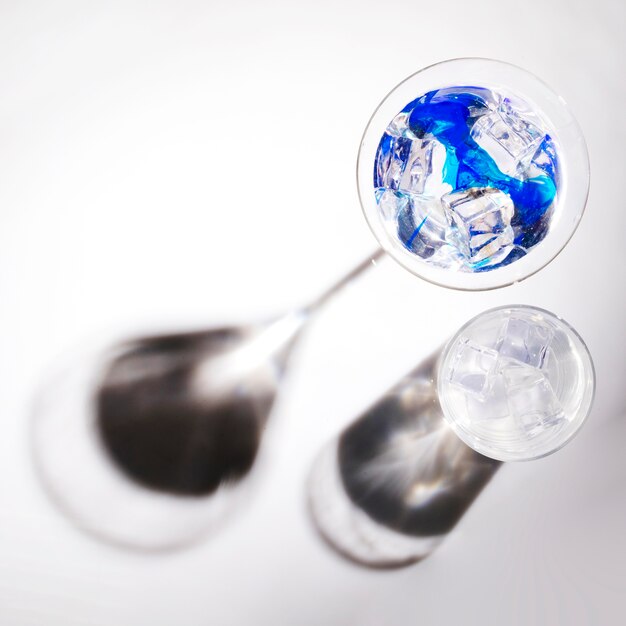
[358,57,589,290]
[32,58,590,551]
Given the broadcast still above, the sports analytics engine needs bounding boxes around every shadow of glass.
[30,252,383,551]
[97,328,273,496]
[308,352,501,568]
[30,315,303,551]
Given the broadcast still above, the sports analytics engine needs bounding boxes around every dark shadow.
[29,317,302,552]
[97,329,268,496]
[309,352,501,568]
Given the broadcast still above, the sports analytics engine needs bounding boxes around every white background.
[1,1,625,624]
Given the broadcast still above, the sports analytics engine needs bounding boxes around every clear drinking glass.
[309,306,595,567]
[438,305,595,461]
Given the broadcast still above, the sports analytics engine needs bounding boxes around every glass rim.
[436,304,596,462]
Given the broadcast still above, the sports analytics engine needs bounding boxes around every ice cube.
[443,188,515,267]
[375,188,410,223]
[386,111,418,140]
[398,139,434,195]
[396,195,449,258]
[471,98,544,176]
[502,363,564,435]
[517,134,559,181]
[496,315,553,369]
[465,372,510,422]
[447,338,498,399]
[425,242,466,270]
[374,134,413,191]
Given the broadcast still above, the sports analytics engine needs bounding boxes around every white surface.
[1,1,625,625]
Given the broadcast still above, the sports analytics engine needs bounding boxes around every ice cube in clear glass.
[387,111,418,140]
[464,372,510,422]
[396,195,449,258]
[398,139,434,195]
[387,136,412,190]
[471,98,543,176]
[517,134,558,181]
[496,315,553,368]
[443,188,515,267]
[447,338,498,399]
[376,188,409,223]
[374,134,413,191]
[498,98,543,154]
[425,243,466,270]
[502,363,565,435]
